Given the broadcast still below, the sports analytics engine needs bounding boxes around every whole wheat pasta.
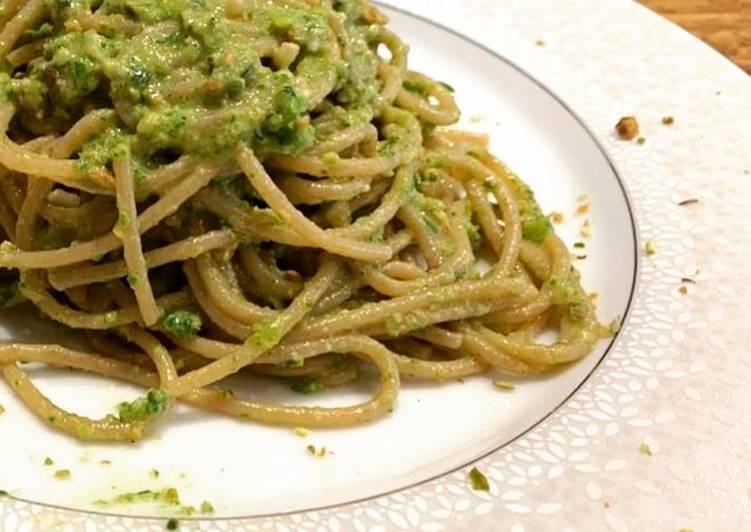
[0,0,609,442]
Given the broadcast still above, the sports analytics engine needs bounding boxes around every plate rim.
[1,2,641,523]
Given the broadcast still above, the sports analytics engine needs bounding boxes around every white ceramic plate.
[2,1,751,530]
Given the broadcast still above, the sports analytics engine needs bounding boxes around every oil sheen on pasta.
[0,0,610,442]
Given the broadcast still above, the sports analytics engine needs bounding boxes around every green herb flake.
[639,443,653,456]
[118,389,170,422]
[493,381,515,391]
[149,469,160,479]
[166,518,179,530]
[573,242,586,249]
[200,500,214,514]
[0,490,8,497]
[161,311,202,340]
[468,467,489,491]
[44,457,54,466]
[54,469,71,480]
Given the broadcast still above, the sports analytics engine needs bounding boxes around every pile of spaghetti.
[0,0,607,441]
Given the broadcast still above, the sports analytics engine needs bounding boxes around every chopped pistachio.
[468,467,489,491]
[493,381,515,391]
[580,219,592,238]
[639,443,653,456]
[44,457,54,466]
[54,469,71,480]
[321,151,340,165]
[306,444,328,458]
[615,116,639,140]
[200,501,214,514]
[645,240,657,256]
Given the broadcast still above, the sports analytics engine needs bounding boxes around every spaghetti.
[0,0,610,442]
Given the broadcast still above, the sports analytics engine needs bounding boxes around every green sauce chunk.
[118,389,170,422]
[161,310,202,339]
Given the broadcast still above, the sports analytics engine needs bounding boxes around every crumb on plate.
[678,198,699,206]
[616,116,639,140]
[645,240,657,256]
[493,381,515,391]
[468,467,490,491]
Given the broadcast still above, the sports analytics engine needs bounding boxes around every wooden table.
[639,0,751,74]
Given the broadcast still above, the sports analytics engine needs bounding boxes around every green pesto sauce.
[500,170,552,244]
[246,318,282,349]
[3,0,384,177]
[118,388,169,422]
[548,276,588,322]
[161,310,202,339]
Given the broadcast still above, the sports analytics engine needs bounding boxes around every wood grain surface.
[638,0,751,73]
